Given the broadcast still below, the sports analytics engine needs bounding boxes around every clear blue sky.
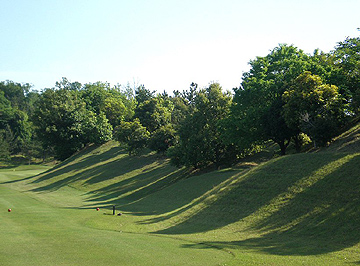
[1,0,359,93]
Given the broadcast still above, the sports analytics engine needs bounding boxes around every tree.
[224,44,316,155]
[0,89,32,154]
[149,124,176,154]
[32,88,112,160]
[332,33,360,114]
[103,97,127,127]
[0,91,12,159]
[55,77,82,91]
[0,80,31,111]
[32,89,85,160]
[170,83,199,129]
[283,71,347,146]
[115,119,150,155]
[81,82,135,127]
[82,112,113,144]
[0,134,10,161]
[134,97,172,133]
[135,85,155,104]
[81,82,110,114]
[169,83,234,168]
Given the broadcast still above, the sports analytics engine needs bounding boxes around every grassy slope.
[2,123,360,265]
[0,166,230,266]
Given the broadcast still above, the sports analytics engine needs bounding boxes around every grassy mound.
[1,123,360,265]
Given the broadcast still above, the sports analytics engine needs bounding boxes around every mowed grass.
[0,167,231,266]
[1,123,360,265]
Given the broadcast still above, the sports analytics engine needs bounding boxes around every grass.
[1,123,360,265]
[0,167,231,266]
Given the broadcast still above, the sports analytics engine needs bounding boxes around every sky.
[1,0,359,93]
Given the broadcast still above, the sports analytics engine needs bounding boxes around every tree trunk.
[277,139,290,156]
[293,134,302,153]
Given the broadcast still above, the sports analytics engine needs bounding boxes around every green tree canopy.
[168,83,234,168]
[332,34,360,113]
[135,85,155,104]
[33,88,112,160]
[149,124,176,154]
[115,119,150,155]
[283,71,347,146]
[0,80,31,111]
[224,44,319,154]
[0,87,33,154]
[134,97,172,133]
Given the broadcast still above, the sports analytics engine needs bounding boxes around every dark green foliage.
[134,97,172,133]
[82,112,113,144]
[283,72,348,147]
[169,94,189,127]
[149,124,176,154]
[80,82,136,127]
[261,99,294,155]
[135,85,155,104]
[332,34,360,113]
[0,85,33,155]
[0,134,10,161]
[223,43,354,154]
[32,88,113,160]
[81,82,111,114]
[115,119,150,155]
[169,83,234,168]
[55,77,82,91]
[224,45,312,155]
[32,89,86,160]
[0,80,31,111]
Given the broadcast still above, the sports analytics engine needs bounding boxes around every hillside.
[10,122,360,265]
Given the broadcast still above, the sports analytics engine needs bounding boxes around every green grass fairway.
[0,167,231,266]
[1,122,360,265]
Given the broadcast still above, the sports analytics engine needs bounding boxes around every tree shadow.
[122,169,247,218]
[154,154,333,234]
[80,162,252,217]
[157,153,360,256]
[137,168,249,224]
[30,144,122,183]
[83,163,188,214]
[29,146,222,216]
[179,237,330,256]
[245,153,360,254]
[30,147,151,191]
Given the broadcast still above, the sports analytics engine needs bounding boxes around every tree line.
[1,33,359,168]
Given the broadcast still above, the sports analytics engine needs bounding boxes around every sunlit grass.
[1,123,360,265]
[0,167,231,266]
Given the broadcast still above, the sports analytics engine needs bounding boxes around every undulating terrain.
[1,123,359,265]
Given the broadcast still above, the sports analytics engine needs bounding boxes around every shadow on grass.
[179,236,336,256]
[28,145,220,216]
[31,145,125,184]
[13,141,360,256]
[136,168,249,224]
[84,164,188,214]
[155,153,360,255]
[83,165,245,217]
[155,154,332,234]
[30,147,158,192]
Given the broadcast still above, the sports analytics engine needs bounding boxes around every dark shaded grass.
[154,153,360,255]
